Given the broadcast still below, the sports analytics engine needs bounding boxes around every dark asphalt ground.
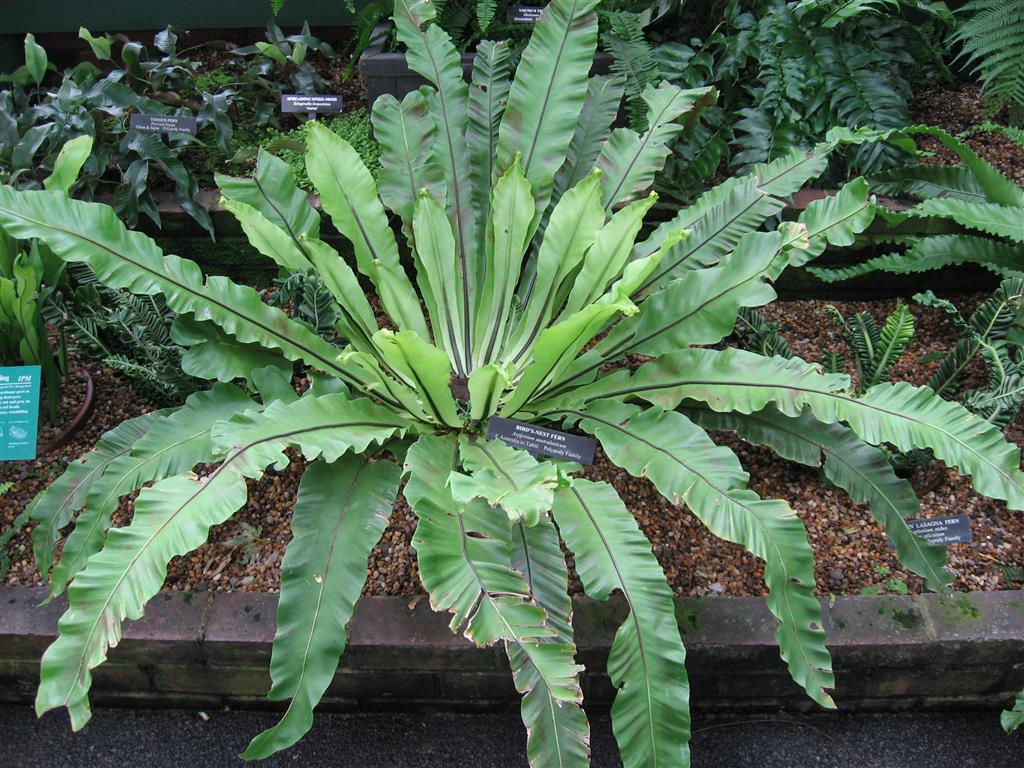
[2,704,1021,767]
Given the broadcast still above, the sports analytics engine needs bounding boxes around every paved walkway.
[2,704,1021,767]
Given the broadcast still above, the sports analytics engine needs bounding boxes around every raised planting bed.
[358,23,615,107]
[1,585,1021,712]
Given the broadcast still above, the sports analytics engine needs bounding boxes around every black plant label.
[129,114,197,135]
[901,514,973,546]
[486,416,596,465]
[507,5,544,24]
[280,94,344,114]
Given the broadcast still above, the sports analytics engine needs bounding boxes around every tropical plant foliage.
[0,135,95,420]
[809,125,1024,281]
[650,0,953,202]
[6,3,1024,767]
[950,0,1024,123]
[0,24,338,235]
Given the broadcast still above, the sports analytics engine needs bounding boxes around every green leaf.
[255,41,288,65]
[598,83,715,210]
[171,316,293,386]
[37,392,397,729]
[552,478,690,768]
[48,385,256,599]
[553,75,626,201]
[44,136,94,195]
[505,171,605,365]
[913,198,1024,243]
[679,403,952,592]
[393,0,478,318]
[78,28,112,61]
[574,348,1024,510]
[371,89,447,240]
[449,437,559,527]
[372,329,462,427]
[560,231,784,391]
[405,434,584,703]
[219,198,313,273]
[304,122,428,340]
[561,193,657,317]
[217,149,320,241]
[475,156,533,366]
[37,469,248,729]
[1002,687,1024,733]
[807,235,1024,283]
[468,362,510,422]
[29,411,165,579]
[784,177,877,267]
[241,456,400,759]
[412,189,470,376]
[211,393,409,472]
[0,188,388,402]
[24,34,47,86]
[300,237,379,353]
[467,40,512,251]
[867,304,914,387]
[509,513,590,768]
[577,402,834,709]
[496,0,601,221]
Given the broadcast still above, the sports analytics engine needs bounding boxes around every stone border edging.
[1,586,1021,712]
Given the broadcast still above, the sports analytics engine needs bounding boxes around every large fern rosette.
[5,3,1024,767]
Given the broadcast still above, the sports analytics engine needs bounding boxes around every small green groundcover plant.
[6,2,1024,766]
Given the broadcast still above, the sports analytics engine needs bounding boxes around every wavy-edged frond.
[467,39,512,249]
[552,478,690,768]
[35,393,407,730]
[496,0,601,221]
[574,401,834,709]
[305,122,429,340]
[557,348,1024,509]
[680,402,952,591]
[0,187,396,405]
[597,83,716,211]
[913,198,1024,243]
[393,0,477,363]
[636,143,837,293]
[450,436,559,527]
[29,411,167,579]
[216,149,320,243]
[48,384,256,599]
[241,456,400,759]
[508,513,590,768]
[552,75,626,201]
[370,88,447,240]
[807,234,1024,282]
[405,435,585,712]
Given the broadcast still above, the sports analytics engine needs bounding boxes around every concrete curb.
[2,586,1021,713]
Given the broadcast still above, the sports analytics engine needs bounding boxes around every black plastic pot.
[358,23,614,108]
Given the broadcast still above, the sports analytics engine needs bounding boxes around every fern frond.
[951,1,1024,118]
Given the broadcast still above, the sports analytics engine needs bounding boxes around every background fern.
[950,0,1024,124]
[50,264,202,405]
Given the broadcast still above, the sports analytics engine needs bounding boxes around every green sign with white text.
[0,365,40,460]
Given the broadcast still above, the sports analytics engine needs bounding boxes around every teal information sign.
[0,365,40,460]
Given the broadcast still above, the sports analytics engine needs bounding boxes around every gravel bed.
[2,296,1022,599]
[910,84,1024,185]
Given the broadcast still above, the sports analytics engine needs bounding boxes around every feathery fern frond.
[950,1,1024,120]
